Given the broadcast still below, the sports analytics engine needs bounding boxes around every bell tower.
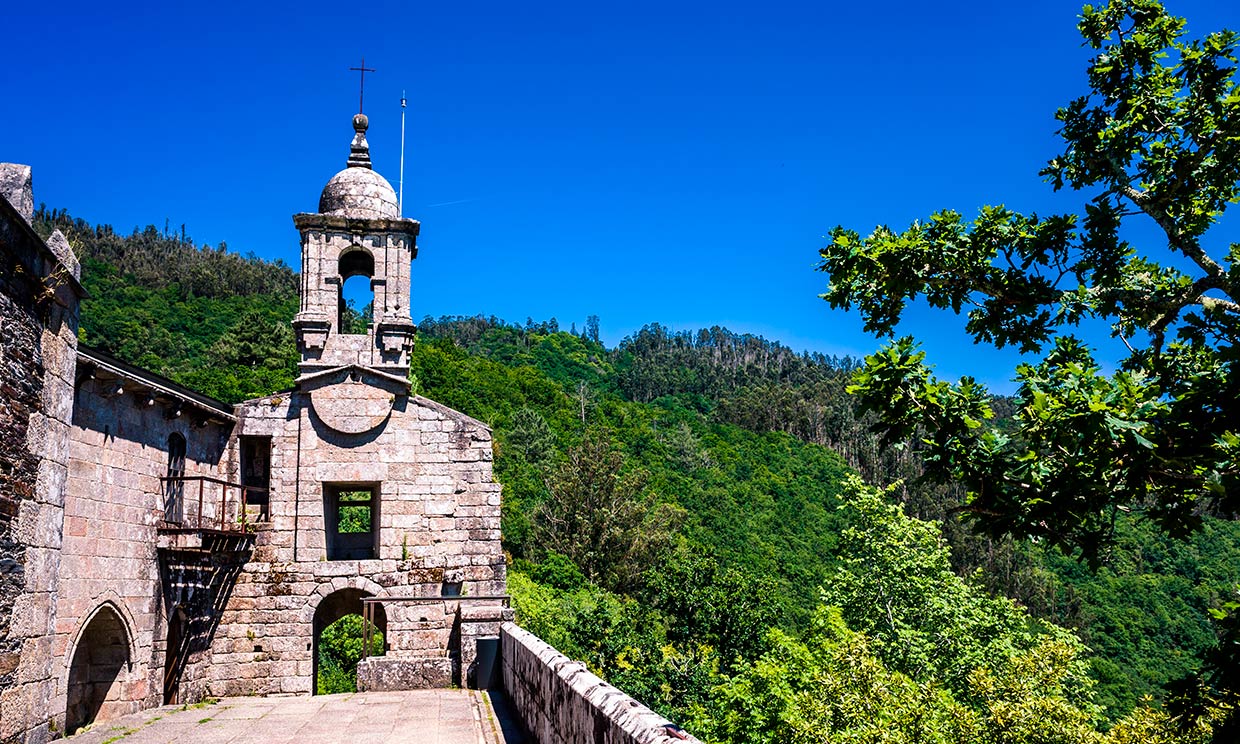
[292,114,419,374]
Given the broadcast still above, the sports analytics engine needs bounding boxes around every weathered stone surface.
[356,656,455,691]
[319,167,400,220]
[501,623,703,744]
[0,163,82,743]
[309,379,396,433]
[0,163,33,222]
[53,690,510,744]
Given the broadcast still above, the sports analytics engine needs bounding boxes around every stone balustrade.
[500,622,702,744]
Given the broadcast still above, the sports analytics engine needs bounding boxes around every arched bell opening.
[312,588,386,695]
[66,604,133,735]
[337,248,375,335]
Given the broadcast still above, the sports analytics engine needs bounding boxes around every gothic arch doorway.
[66,604,132,734]
[312,588,385,694]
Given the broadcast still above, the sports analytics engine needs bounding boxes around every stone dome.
[319,167,399,220]
[317,113,400,220]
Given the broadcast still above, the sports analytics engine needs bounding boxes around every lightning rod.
[399,91,407,216]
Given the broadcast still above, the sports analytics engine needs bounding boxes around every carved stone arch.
[337,245,375,280]
[68,594,139,672]
[65,596,139,734]
[302,575,386,624]
[336,245,377,333]
[307,578,388,694]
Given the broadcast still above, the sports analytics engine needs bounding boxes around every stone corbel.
[294,315,332,350]
[376,320,415,353]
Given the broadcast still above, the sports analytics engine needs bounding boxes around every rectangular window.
[240,436,271,520]
[325,484,378,560]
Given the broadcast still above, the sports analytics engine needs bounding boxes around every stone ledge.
[356,656,456,691]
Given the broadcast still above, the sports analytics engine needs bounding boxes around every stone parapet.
[500,622,701,744]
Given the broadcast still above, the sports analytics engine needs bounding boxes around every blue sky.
[3,0,1234,391]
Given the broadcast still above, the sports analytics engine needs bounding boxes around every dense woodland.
[30,204,1239,741]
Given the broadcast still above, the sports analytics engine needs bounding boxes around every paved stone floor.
[64,690,522,744]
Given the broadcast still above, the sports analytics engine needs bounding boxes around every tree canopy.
[818,0,1240,735]
[819,0,1238,557]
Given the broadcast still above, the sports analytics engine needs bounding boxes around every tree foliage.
[823,477,1095,703]
[534,427,685,591]
[817,0,1240,734]
[697,480,1219,744]
[316,614,383,695]
[818,0,1240,553]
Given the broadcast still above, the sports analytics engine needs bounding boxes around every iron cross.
[349,57,376,114]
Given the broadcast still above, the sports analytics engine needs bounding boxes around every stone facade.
[0,164,83,744]
[53,352,236,734]
[208,387,506,696]
[207,115,507,696]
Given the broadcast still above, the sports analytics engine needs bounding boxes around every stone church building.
[0,113,508,742]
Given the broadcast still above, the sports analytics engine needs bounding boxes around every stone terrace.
[61,690,521,744]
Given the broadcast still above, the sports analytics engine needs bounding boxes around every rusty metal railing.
[159,475,269,533]
[359,595,511,659]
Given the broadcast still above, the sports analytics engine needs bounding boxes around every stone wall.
[0,164,82,744]
[53,383,231,732]
[209,385,505,696]
[500,623,702,744]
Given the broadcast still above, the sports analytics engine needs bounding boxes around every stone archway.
[312,588,386,694]
[66,604,133,734]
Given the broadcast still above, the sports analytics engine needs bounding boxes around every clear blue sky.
[3,0,1234,391]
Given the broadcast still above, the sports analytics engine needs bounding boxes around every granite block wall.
[500,623,702,744]
[209,385,506,696]
[0,164,82,744]
[52,384,232,732]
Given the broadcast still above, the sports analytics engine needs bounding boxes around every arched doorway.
[66,605,132,735]
[163,606,187,705]
[312,588,386,695]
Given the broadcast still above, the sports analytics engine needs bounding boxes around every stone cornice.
[77,344,235,422]
[293,212,420,236]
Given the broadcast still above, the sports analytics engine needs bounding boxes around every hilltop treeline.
[42,207,1240,737]
[32,207,299,400]
[34,206,297,299]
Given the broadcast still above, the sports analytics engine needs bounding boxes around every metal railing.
[160,475,269,533]
[359,595,512,659]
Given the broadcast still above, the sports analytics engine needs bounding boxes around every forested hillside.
[33,206,1240,740]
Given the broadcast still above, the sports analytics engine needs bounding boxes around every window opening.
[240,436,271,521]
[325,485,378,560]
[164,433,186,524]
